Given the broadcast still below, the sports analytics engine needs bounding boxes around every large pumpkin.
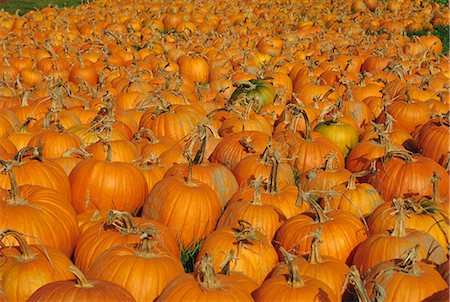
[69,144,148,214]
[28,265,136,302]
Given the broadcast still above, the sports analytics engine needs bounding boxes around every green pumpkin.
[314,121,359,157]
[230,79,275,111]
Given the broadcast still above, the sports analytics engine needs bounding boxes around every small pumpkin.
[230,79,276,111]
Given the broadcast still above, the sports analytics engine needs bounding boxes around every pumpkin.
[87,226,185,302]
[230,79,276,111]
[363,246,448,302]
[253,248,338,302]
[0,160,78,256]
[28,265,136,302]
[196,221,278,285]
[269,227,350,300]
[275,192,368,264]
[367,195,449,254]
[217,177,286,240]
[352,199,447,274]
[327,172,383,218]
[314,119,359,158]
[0,229,74,302]
[209,130,271,169]
[69,143,148,214]
[0,146,72,201]
[156,254,254,301]
[371,150,449,202]
[142,158,222,249]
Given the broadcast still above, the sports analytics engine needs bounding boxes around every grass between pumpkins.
[0,0,90,15]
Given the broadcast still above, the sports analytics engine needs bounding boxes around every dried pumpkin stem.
[391,199,407,237]
[280,247,304,288]
[136,226,158,258]
[0,229,35,260]
[308,226,323,264]
[219,249,236,275]
[69,265,94,289]
[106,210,139,234]
[342,266,372,302]
[195,253,221,289]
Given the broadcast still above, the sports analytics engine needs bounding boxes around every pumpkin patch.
[0,0,448,300]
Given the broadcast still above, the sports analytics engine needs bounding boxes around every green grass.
[0,0,90,15]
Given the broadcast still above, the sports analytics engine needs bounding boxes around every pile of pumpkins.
[0,0,448,300]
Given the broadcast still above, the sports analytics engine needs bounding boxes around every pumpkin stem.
[397,244,422,276]
[239,136,256,153]
[308,225,323,264]
[341,266,372,302]
[234,220,259,244]
[297,108,312,140]
[303,191,329,222]
[249,176,263,206]
[0,229,35,260]
[193,124,208,165]
[430,172,441,204]
[103,140,113,162]
[0,160,25,205]
[62,146,92,159]
[346,170,370,190]
[135,226,159,258]
[14,145,43,162]
[391,199,408,237]
[69,265,94,289]
[106,210,139,234]
[219,249,236,275]
[132,127,160,144]
[268,150,280,194]
[19,117,35,132]
[280,247,305,288]
[324,152,338,171]
[195,253,221,289]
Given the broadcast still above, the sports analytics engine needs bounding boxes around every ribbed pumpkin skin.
[269,256,350,300]
[27,279,137,302]
[139,104,206,142]
[209,131,270,169]
[74,216,179,273]
[232,154,295,188]
[228,185,305,219]
[0,159,71,201]
[415,118,449,166]
[0,185,78,256]
[367,202,449,254]
[352,229,447,274]
[371,155,449,202]
[327,182,383,218]
[142,176,222,249]
[27,130,83,159]
[196,226,278,285]
[86,140,140,162]
[87,245,185,302]
[164,162,239,207]
[253,274,338,302]
[275,210,368,264]
[364,260,448,302]
[156,273,254,302]
[217,200,286,240]
[284,133,345,178]
[0,245,74,302]
[69,159,148,214]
